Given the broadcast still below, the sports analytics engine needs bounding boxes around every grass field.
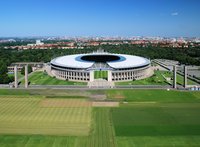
[0,96,91,136]
[112,104,200,136]
[74,108,116,147]
[112,103,200,146]
[109,89,200,146]
[162,71,198,85]
[106,89,200,102]
[0,89,200,146]
[115,70,199,86]
[20,71,87,85]
[94,70,108,79]
[115,70,169,85]
[8,72,23,79]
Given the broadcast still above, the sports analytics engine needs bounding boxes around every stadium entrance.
[94,70,108,80]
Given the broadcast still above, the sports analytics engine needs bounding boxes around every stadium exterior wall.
[50,64,153,82]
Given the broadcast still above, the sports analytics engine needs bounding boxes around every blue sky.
[0,0,200,37]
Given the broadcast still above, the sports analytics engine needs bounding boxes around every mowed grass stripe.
[20,71,87,85]
[106,89,200,102]
[1,135,76,147]
[112,103,200,136]
[0,97,91,136]
[40,75,53,85]
[28,72,44,84]
[116,136,200,147]
[85,108,116,147]
[3,98,35,122]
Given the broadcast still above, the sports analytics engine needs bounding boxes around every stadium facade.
[50,51,153,82]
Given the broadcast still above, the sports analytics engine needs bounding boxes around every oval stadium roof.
[50,53,150,69]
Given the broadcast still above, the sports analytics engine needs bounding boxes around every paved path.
[88,79,114,88]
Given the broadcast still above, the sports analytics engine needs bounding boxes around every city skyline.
[0,0,200,37]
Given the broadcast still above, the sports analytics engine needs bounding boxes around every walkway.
[88,79,115,88]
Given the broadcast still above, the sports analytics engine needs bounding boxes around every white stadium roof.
[107,54,150,69]
[51,54,94,69]
[51,53,150,69]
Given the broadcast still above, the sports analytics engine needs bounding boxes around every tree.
[0,62,8,75]
[0,61,11,84]
[21,65,32,75]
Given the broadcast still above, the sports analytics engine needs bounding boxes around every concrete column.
[184,66,187,88]
[89,71,94,82]
[14,66,18,88]
[108,71,112,82]
[25,65,28,88]
[173,65,177,89]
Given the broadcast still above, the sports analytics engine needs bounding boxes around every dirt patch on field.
[92,94,106,99]
[92,102,119,107]
[40,99,92,108]
[112,94,125,99]
[89,94,107,100]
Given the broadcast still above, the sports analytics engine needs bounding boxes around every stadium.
[50,51,153,82]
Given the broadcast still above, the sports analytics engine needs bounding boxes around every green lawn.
[94,70,108,79]
[8,72,23,79]
[0,96,91,136]
[112,103,200,146]
[115,70,169,85]
[0,89,200,146]
[115,70,199,86]
[108,89,200,146]
[0,135,76,147]
[106,89,200,102]
[117,136,200,147]
[112,104,200,136]
[20,71,87,85]
[162,71,198,85]
[75,108,116,147]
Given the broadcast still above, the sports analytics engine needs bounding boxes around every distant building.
[36,40,44,45]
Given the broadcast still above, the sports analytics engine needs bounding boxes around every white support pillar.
[14,66,18,88]
[108,71,112,82]
[89,71,94,82]
[25,65,28,88]
[184,66,187,88]
[173,65,177,89]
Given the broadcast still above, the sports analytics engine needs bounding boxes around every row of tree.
[0,60,14,84]
[0,44,200,84]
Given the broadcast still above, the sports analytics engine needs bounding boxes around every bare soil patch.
[112,94,125,99]
[40,99,92,107]
[92,102,119,107]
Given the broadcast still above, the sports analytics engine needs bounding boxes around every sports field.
[0,96,91,136]
[0,89,200,146]
[20,71,87,85]
[94,70,108,79]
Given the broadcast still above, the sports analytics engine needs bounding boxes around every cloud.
[171,12,178,16]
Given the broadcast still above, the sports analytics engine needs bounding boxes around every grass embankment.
[116,70,198,86]
[20,71,87,85]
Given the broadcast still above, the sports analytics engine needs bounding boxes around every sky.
[0,0,200,37]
